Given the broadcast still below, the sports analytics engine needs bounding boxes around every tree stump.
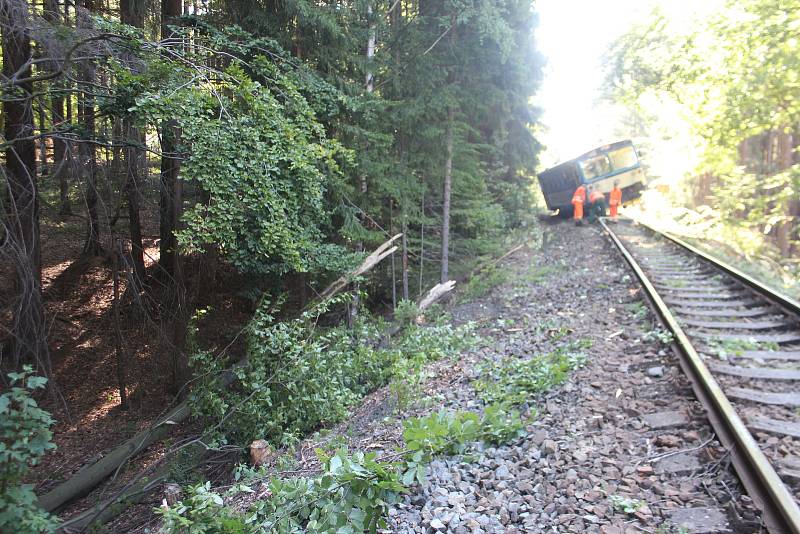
[250,439,272,467]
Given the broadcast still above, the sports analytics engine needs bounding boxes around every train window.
[578,154,612,180]
[608,146,638,170]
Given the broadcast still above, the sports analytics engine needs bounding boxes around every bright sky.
[534,0,651,168]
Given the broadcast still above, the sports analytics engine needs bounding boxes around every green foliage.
[163,400,525,533]
[474,346,587,406]
[393,300,420,326]
[706,337,779,358]
[160,450,404,533]
[190,298,388,447]
[388,322,477,410]
[158,481,250,533]
[480,403,527,445]
[643,329,675,346]
[251,450,404,532]
[190,297,476,448]
[626,301,649,322]
[0,367,59,533]
[605,0,800,264]
[609,494,646,515]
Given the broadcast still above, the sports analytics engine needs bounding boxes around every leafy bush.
[190,299,391,447]
[190,298,476,448]
[0,367,58,533]
[393,299,419,326]
[160,450,404,533]
[481,403,527,445]
[474,346,586,406]
[158,481,250,533]
[401,405,526,485]
[162,402,526,533]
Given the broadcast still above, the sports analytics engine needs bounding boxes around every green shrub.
[388,322,477,410]
[158,481,249,533]
[161,402,526,533]
[0,367,59,533]
[400,405,526,485]
[480,403,527,445]
[393,299,419,326]
[161,450,404,533]
[190,298,391,448]
[190,298,476,448]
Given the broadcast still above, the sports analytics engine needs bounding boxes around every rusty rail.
[601,218,800,534]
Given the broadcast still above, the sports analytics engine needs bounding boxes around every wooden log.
[38,402,190,512]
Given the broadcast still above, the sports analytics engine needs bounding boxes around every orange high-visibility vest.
[609,187,622,206]
[589,190,604,203]
[572,185,586,204]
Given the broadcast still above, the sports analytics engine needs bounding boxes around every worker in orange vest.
[587,185,606,223]
[609,180,622,222]
[571,184,586,225]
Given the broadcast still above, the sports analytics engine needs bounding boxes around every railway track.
[602,218,800,533]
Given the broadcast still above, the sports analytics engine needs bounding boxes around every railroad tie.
[727,387,800,407]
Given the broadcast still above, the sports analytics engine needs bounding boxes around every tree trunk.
[402,217,409,301]
[440,108,454,283]
[112,239,128,409]
[776,130,794,257]
[1,0,48,370]
[121,0,146,282]
[44,0,72,215]
[158,0,182,277]
[418,187,425,298]
[37,100,48,169]
[79,0,102,256]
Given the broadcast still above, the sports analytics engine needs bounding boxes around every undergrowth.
[164,288,589,533]
[473,340,589,406]
[706,337,779,358]
[159,406,525,533]
[189,297,476,449]
[0,368,59,533]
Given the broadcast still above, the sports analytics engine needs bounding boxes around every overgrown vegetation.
[705,337,779,359]
[190,297,477,448]
[473,342,589,406]
[0,368,58,533]
[159,404,525,533]
[609,494,645,515]
[605,0,800,279]
[461,265,511,302]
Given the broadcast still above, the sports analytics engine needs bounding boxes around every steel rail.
[600,218,800,534]
[634,219,800,317]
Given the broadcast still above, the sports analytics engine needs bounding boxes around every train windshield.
[578,144,639,180]
[607,145,638,170]
[578,154,612,180]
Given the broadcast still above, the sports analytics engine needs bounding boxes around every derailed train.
[537,140,646,216]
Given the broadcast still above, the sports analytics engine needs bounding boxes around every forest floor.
[0,208,249,502]
[111,218,762,533]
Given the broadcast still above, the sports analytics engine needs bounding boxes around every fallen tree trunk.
[56,465,171,533]
[39,234,405,517]
[39,403,190,512]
